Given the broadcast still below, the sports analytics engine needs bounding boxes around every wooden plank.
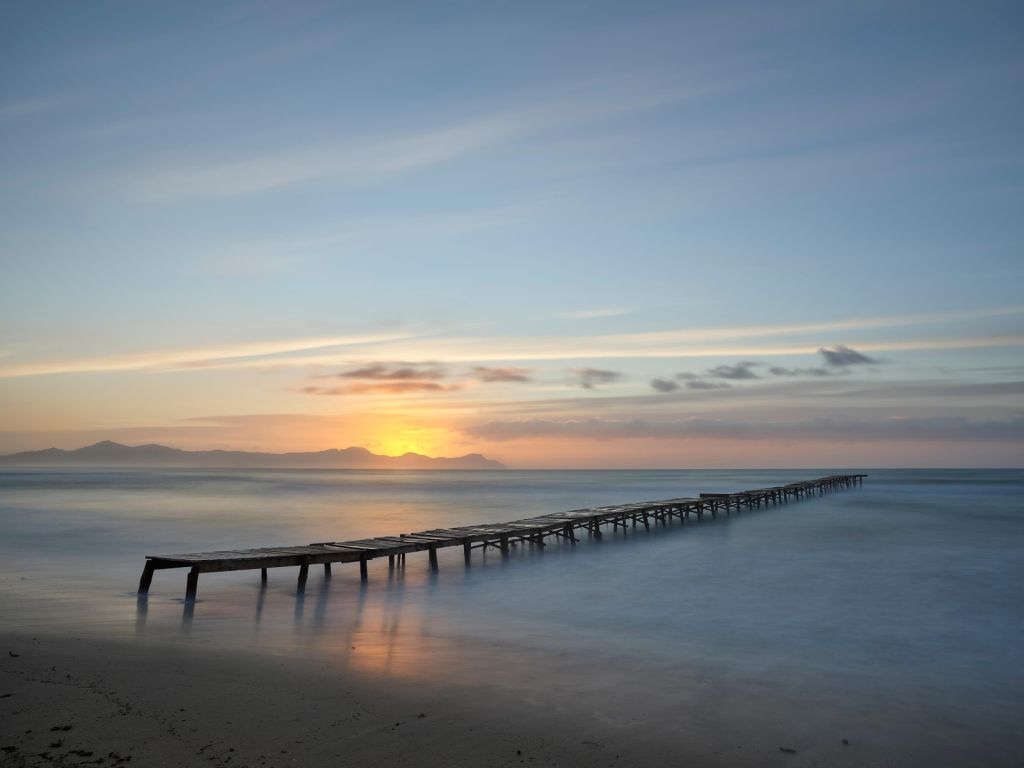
[141,474,867,591]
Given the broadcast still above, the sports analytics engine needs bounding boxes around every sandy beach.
[4,624,1019,768]
[1,630,752,768]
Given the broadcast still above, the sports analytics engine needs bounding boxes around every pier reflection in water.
[4,469,1023,758]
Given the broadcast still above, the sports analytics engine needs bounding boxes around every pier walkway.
[138,474,867,601]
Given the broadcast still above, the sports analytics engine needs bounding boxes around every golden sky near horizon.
[1,4,1022,467]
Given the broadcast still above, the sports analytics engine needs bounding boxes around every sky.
[1,1,1022,468]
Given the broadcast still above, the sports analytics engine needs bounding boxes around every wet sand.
[3,629,1017,768]
[0,630,739,768]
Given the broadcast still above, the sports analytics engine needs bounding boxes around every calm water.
[2,468,1022,759]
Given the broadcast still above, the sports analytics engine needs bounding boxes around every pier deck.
[138,474,867,601]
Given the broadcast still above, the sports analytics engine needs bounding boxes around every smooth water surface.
[2,468,1022,759]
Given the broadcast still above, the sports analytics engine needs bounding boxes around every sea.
[1,468,1022,763]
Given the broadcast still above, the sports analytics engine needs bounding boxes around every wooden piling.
[185,566,199,602]
[139,474,867,600]
[138,561,155,594]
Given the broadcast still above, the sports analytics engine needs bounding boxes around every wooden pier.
[138,474,866,601]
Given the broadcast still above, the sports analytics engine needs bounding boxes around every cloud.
[121,115,520,201]
[309,362,454,394]
[303,381,456,395]
[768,366,836,377]
[336,364,446,381]
[667,360,758,387]
[571,367,623,389]
[2,305,1021,379]
[473,366,532,383]
[673,354,867,385]
[650,378,681,393]
[685,379,731,390]
[116,78,697,202]
[708,361,761,379]
[465,416,1024,443]
[0,333,413,378]
[818,345,878,367]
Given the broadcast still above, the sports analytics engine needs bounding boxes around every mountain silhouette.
[0,441,505,470]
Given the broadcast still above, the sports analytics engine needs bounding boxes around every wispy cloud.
[473,366,533,383]
[1,305,1021,378]
[589,306,1024,348]
[685,379,731,390]
[303,381,457,396]
[465,415,1024,443]
[650,378,680,393]
[768,366,835,377]
[0,333,411,378]
[335,364,447,381]
[818,345,878,366]
[571,367,623,390]
[116,78,699,202]
[372,332,1024,364]
[707,361,761,380]
[122,115,518,201]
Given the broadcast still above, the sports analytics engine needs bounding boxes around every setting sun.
[1,3,1021,767]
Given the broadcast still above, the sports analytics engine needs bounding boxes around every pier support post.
[297,564,309,592]
[261,567,268,584]
[138,561,155,594]
[464,540,472,564]
[359,557,368,582]
[429,546,439,570]
[185,566,199,602]
[388,555,395,569]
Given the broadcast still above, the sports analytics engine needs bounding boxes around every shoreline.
[3,630,1019,767]
[0,631,736,768]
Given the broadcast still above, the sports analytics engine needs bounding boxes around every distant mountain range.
[0,440,506,470]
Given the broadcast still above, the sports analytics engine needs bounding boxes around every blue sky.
[1,1,1021,466]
